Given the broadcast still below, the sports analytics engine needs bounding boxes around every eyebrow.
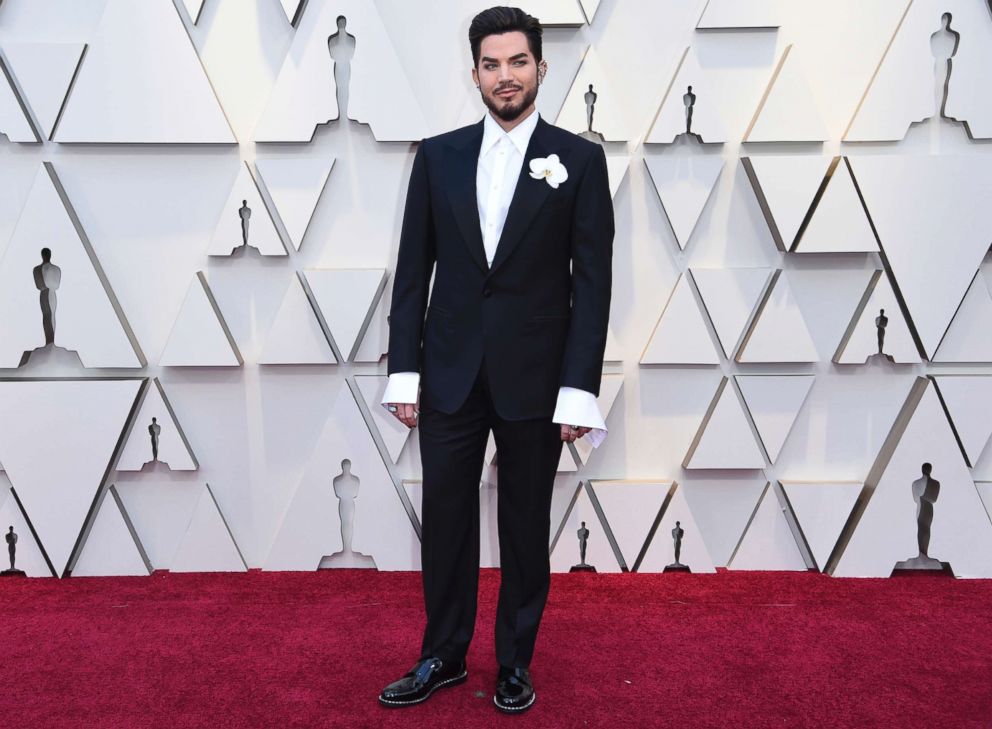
[480,53,529,63]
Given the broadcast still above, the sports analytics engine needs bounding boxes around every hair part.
[469,6,543,67]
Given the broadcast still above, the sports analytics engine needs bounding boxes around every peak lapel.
[489,115,568,275]
[443,119,489,273]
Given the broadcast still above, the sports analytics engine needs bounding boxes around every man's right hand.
[387,402,419,429]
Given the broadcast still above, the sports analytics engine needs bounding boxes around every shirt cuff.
[381,371,420,410]
[552,386,608,448]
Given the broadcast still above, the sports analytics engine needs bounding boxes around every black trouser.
[417,355,563,669]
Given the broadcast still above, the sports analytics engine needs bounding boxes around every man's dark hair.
[469,6,543,67]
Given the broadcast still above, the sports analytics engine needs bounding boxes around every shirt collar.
[480,108,540,158]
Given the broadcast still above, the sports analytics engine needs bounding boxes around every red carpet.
[2,569,990,728]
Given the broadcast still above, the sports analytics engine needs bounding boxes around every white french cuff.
[380,371,420,410]
[528,154,568,188]
[552,386,608,449]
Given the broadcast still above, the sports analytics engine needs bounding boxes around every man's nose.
[498,63,513,81]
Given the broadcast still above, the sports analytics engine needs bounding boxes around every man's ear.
[471,67,479,88]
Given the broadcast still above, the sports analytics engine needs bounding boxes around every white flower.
[528,154,568,189]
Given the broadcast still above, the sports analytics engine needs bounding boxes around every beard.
[480,80,538,122]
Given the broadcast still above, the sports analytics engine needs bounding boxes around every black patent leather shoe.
[493,665,535,713]
[378,656,468,707]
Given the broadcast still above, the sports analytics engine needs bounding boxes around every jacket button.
[483,288,492,298]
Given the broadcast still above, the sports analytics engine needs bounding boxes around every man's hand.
[560,424,591,442]
[387,402,419,429]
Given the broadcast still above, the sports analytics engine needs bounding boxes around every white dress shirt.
[381,109,607,448]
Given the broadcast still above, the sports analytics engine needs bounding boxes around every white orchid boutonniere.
[528,154,568,189]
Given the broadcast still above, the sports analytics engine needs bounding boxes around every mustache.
[494,84,522,93]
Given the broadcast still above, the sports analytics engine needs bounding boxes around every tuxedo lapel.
[443,119,489,273]
[489,115,569,275]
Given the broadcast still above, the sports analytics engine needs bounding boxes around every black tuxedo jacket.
[386,113,614,421]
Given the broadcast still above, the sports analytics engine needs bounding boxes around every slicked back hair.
[469,6,543,67]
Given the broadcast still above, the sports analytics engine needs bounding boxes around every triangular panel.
[255,157,334,251]
[780,481,861,571]
[684,377,766,470]
[159,272,242,367]
[640,274,720,365]
[55,0,234,143]
[117,378,198,471]
[637,484,716,573]
[736,375,814,463]
[170,484,248,573]
[691,267,771,358]
[644,155,724,249]
[258,274,337,365]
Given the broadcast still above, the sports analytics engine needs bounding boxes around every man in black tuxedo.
[378,6,613,714]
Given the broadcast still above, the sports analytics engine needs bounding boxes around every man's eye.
[484,64,496,70]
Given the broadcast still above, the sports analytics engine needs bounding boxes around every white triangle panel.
[550,483,620,573]
[780,481,861,571]
[258,274,337,365]
[255,157,333,251]
[794,160,878,253]
[254,0,428,142]
[834,380,992,578]
[0,487,53,577]
[844,0,937,142]
[114,481,203,570]
[181,0,205,24]
[647,47,728,144]
[681,476,767,567]
[933,376,992,467]
[0,164,142,368]
[737,272,818,363]
[834,273,919,364]
[578,0,601,23]
[2,43,84,140]
[306,269,386,361]
[637,485,716,573]
[117,379,197,471]
[745,45,827,143]
[207,162,286,256]
[159,273,242,367]
[933,272,992,363]
[691,267,771,358]
[0,379,141,577]
[730,484,807,571]
[684,378,766,470]
[644,155,724,250]
[54,0,234,143]
[587,480,670,570]
[0,59,37,142]
[280,0,304,23]
[555,46,632,141]
[640,274,720,365]
[847,155,992,358]
[743,155,831,250]
[171,484,247,573]
[71,487,150,577]
[736,375,814,463]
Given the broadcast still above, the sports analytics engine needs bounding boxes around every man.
[377,6,613,714]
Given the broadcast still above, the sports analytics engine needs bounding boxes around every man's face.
[472,31,544,123]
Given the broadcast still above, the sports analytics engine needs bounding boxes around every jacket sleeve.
[559,143,614,396]
[386,140,436,375]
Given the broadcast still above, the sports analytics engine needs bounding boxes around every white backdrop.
[2,0,992,578]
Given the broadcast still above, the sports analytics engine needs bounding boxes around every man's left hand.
[559,424,591,442]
